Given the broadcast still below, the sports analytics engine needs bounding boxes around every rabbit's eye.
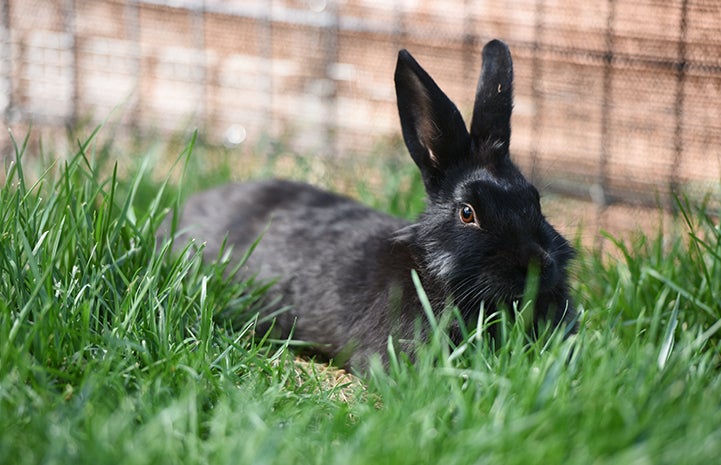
[459,204,477,225]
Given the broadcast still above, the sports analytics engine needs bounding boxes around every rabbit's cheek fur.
[419,199,572,324]
[426,248,457,280]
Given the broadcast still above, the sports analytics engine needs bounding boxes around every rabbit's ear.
[470,40,514,162]
[395,49,470,192]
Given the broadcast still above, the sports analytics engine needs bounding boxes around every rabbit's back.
[173,179,406,260]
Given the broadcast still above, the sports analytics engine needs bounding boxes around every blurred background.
[1,0,720,248]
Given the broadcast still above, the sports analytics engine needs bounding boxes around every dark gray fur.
[162,40,576,371]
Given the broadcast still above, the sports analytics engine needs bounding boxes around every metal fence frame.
[2,0,720,244]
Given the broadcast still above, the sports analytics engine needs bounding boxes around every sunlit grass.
[1,127,720,464]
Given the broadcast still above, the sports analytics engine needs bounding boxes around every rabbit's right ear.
[469,39,514,162]
[395,50,471,193]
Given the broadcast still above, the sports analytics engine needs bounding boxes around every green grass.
[1,128,720,464]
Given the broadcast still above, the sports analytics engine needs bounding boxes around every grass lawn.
[1,128,720,464]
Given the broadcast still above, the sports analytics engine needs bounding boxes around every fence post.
[0,0,10,161]
[392,0,406,55]
[529,0,545,184]
[462,0,476,85]
[260,0,273,136]
[322,1,339,157]
[1,0,11,122]
[671,0,689,206]
[63,0,78,130]
[124,0,141,134]
[192,0,206,133]
[596,0,616,249]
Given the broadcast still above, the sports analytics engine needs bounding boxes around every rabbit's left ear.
[395,50,471,193]
[470,40,514,162]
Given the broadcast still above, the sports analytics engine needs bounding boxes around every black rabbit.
[164,40,576,370]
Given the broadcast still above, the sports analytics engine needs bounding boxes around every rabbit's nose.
[522,244,559,287]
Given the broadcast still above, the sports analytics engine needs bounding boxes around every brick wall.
[2,0,720,241]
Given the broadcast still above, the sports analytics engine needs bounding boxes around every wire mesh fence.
[2,0,720,245]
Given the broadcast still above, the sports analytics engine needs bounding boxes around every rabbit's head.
[394,40,575,329]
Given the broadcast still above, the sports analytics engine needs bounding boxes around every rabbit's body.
[165,40,576,370]
[175,179,422,366]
